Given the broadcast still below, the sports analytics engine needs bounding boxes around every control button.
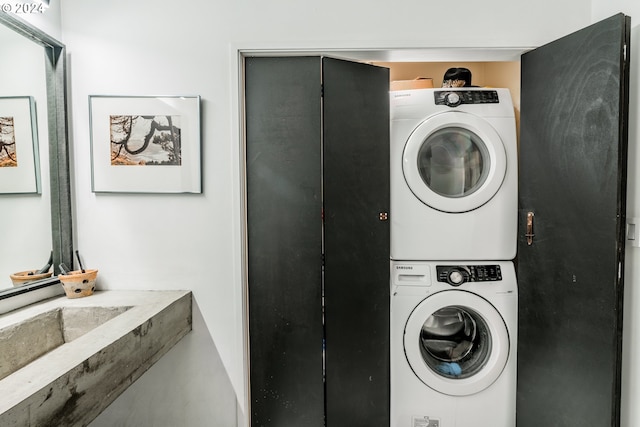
[445,92,461,107]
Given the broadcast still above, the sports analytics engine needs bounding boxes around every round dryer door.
[403,111,507,213]
[404,290,510,396]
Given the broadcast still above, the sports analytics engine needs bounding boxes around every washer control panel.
[436,265,502,286]
[435,90,500,107]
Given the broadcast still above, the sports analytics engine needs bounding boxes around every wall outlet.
[627,218,640,247]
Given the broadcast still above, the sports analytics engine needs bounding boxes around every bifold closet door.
[246,56,324,427]
[322,57,390,426]
[517,13,630,427]
[246,56,390,426]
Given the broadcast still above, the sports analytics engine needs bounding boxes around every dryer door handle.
[526,211,535,245]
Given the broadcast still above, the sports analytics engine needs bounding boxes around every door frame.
[232,45,530,427]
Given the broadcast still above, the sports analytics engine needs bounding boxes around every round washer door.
[404,290,510,396]
[403,111,507,213]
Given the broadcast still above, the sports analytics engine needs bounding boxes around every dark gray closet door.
[517,13,630,427]
[322,57,390,426]
[246,56,324,427]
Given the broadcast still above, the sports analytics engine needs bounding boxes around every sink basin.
[0,306,130,381]
[0,290,192,426]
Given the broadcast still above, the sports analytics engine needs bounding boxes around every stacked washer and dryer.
[390,88,518,427]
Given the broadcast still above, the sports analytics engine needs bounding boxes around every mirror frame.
[0,13,73,305]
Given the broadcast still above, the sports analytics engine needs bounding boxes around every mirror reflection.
[0,21,53,292]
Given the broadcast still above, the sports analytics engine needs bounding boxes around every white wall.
[56,0,595,425]
[591,3,640,427]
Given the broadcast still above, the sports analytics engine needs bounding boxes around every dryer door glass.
[402,111,507,213]
[417,128,490,198]
[420,306,492,379]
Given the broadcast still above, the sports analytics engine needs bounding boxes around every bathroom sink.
[0,306,130,381]
[0,290,192,426]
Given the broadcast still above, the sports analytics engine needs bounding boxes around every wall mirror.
[0,12,72,303]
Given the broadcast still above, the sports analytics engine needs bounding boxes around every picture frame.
[89,95,202,193]
[0,96,40,194]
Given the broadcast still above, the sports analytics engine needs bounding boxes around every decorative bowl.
[59,269,98,299]
[10,270,54,287]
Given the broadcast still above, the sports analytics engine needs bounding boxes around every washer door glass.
[404,290,510,396]
[403,111,507,213]
[420,306,491,379]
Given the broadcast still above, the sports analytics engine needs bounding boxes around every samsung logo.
[396,266,413,270]
[393,93,411,98]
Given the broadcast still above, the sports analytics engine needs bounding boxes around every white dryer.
[390,260,517,427]
[390,88,517,261]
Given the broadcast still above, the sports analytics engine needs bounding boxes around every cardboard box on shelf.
[390,77,434,91]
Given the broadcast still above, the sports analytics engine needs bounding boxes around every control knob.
[444,92,462,107]
[447,269,466,286]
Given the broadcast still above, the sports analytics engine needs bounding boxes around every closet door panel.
[517,14,630,426]
[246,56,324,427]
[322,57,391,426]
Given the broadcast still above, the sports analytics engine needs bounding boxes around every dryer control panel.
[435,90,500,107]
[437,265,502,286]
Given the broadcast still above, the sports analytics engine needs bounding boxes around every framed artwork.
[89,95,201,193]
[0,96,40,194]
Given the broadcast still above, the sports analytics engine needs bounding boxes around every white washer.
[390,88,517,261]
[390,260,517,427]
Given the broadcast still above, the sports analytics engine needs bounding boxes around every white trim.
[230,43,250,425]
[235,43,532,62]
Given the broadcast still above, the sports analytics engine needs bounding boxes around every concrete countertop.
[0,290,192,425]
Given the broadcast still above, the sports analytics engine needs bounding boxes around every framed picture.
[0,96,40,194]
[89,95,201,193]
